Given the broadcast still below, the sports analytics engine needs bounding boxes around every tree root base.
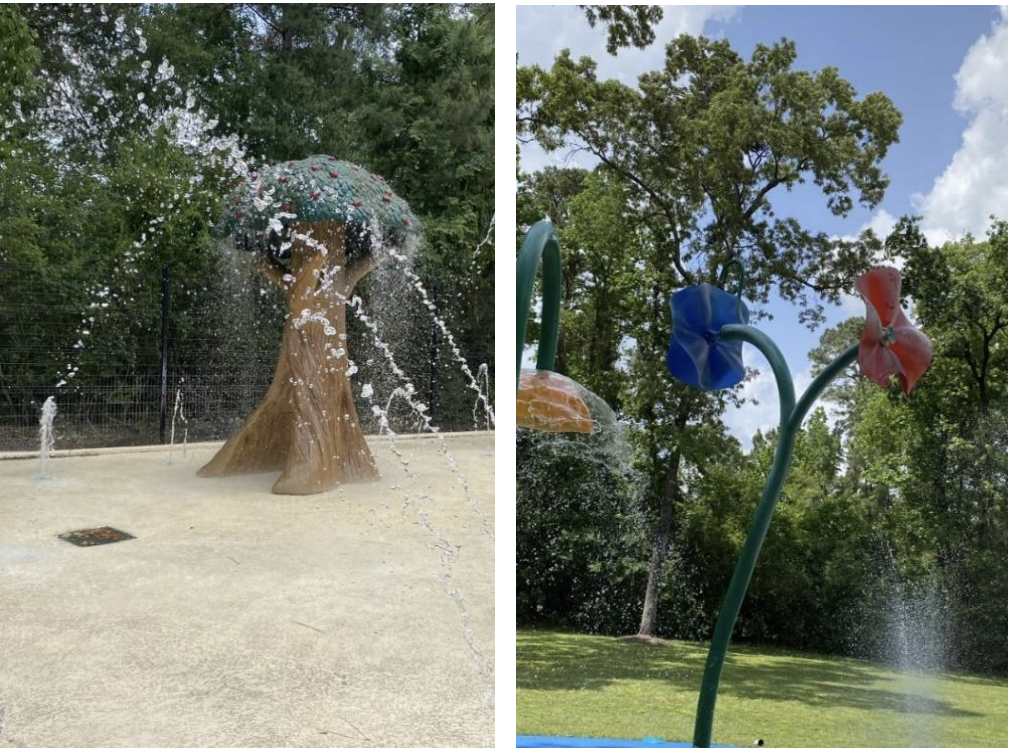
[616,634,672,647]
[197,220,380,497]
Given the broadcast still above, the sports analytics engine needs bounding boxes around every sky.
[516,4,1009,449]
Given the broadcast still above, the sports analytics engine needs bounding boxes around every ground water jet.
[37,396,57,480]
[167,385,188,466]
[853,539,949,746]
[474,362,493,430]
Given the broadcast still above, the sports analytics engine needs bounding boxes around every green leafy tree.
[516,427,649,634]
[519,32,901,636]
[579,5,664,54]
[677,410,880,653]
[517,166,588,231]
[0,6,39,116]
[553,170,639,406]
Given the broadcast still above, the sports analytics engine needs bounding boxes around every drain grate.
[58,526,135,547]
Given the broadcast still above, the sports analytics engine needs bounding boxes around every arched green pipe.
[692,329,859,748]
[516,220,562,386]
[787,344,859,434]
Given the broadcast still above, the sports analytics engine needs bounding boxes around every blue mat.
[517,736,730,748]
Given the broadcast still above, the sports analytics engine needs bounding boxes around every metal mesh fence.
[0,257,494,452]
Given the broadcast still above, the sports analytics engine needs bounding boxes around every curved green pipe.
[721,325,796,425]
[692,330,859,748]
[516,220,562,386]
[788,345,859,434]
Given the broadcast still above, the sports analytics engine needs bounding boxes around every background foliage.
[0,3,494,448]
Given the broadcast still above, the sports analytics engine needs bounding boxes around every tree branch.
[591,149,694,284]
[242,3,280,35]
[256,253,288,291]
[345,253,384,294]
[743,174,783,222]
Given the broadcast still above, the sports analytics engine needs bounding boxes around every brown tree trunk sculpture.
[199,220,380,494]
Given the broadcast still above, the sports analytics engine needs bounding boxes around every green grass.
[517,630,1008,748]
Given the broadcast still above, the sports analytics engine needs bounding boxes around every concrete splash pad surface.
[0,432,493,748]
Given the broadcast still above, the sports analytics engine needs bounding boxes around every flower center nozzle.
[881,326,896,346]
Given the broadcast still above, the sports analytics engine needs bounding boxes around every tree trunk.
[637,448,682,637]
[198,220,379,495]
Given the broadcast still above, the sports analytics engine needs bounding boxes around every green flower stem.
[516,220,562,386]
[692,326,859,748]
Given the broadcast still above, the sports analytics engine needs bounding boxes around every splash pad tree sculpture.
[516,221,933,748]
[199,156,420,495]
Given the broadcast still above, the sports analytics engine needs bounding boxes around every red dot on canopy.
[329,170,339,179]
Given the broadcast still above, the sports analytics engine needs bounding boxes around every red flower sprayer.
[855,267,933,396]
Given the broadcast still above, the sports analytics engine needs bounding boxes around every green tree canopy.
[519,35,900,325]
[519,29,902,638]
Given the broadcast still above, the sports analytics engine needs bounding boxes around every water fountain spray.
[474,363,493,430]
[37,396,57,480]
[168,385,188,466]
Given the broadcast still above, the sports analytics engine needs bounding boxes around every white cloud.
[835,207,897,248]
[839,288,867,320]
[723,342,848,452]
[864,208,899,243]
[722,346,814,451]
[520,141,597,176]
[914,8,1008,245]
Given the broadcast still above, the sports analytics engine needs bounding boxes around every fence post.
[159,265,169,444]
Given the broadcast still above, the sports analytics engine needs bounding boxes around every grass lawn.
[517,630,1008,748]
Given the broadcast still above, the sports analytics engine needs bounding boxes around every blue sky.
[517,4,1008,448]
